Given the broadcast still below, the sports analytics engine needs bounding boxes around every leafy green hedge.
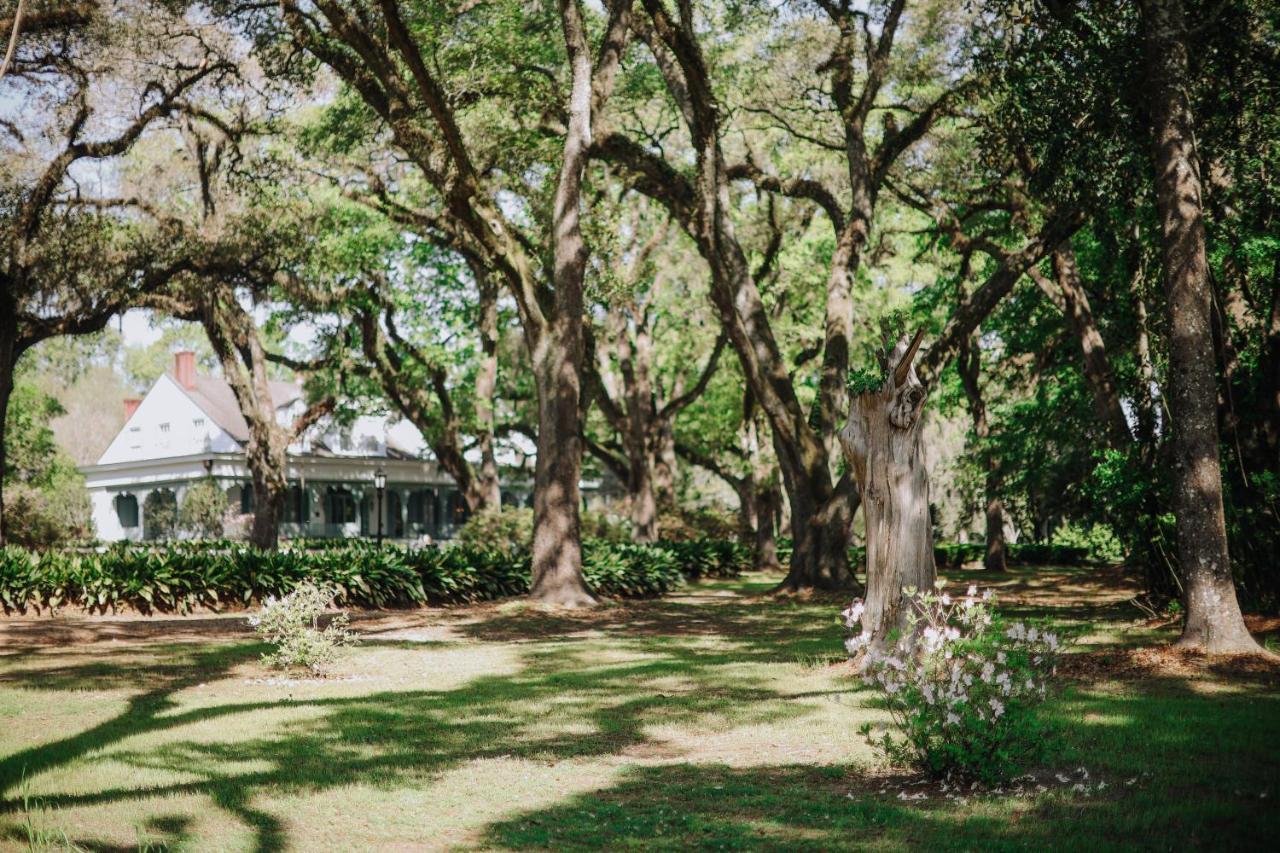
[655,539,752,579]
[0,536,746,614]
[934,542,986,568]
[934,541,1090,568]
[1007,542,1089,565]
[771,538,1090,571]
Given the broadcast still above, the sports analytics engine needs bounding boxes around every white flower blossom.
[842,600,866,627]
[842,582,1059,779]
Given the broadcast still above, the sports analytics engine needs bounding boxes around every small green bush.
[584,541,684,597]
[249,581,357,674]
[656,539,750,579]
[656,506,739,542]
[846,585,1064,784]
[456,508,533,554]
[581,507,631,542]
[179,479,227,538]
[142,490,179,541]
[1049,522,1125,563]
[934,542,986,568]
[3,484,89,549]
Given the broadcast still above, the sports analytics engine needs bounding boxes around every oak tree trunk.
[529,325,594,606]
[624,322,659,543]
[247,450,287,550]
[529,0,596,606]
[754,483,782,572]
[780,476,860,591]
[198,295,294,551]
[628,450,659,543]
[1141,0,1260,653]
[652,420,677,508]
[840,332,935,648]
[0,313,15,547]
[958,337,1006,572]
[473,275,503,509]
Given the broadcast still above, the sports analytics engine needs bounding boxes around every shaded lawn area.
[0,567,1275,851]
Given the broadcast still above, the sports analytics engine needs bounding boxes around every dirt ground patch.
[1059,645,1280,684]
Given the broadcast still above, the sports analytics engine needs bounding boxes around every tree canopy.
[1,0,1276,650]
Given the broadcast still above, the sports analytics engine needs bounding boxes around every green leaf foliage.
[0,537,751,614]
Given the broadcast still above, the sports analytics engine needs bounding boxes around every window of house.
[327,488,356,524]
[115,494,139,528]
[284,485,307,524]
[159,423,170,433]
[408,489,433,525]
[193,417,205,428]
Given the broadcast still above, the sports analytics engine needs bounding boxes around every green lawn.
[0,567,1276,851]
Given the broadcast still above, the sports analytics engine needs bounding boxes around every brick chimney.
[174,350,197,390]
[123,398,142,420]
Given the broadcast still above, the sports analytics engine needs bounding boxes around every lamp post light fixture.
[374,468,387,547]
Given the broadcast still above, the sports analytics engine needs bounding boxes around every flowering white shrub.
[845,582,1063,783]
[249,582,357,675]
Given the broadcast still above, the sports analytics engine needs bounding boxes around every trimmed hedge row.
[933,542,1090,567]
[656,539,752,580]
[0,537,747,614]
[773,538,1091,570]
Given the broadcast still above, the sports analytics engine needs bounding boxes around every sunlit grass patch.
[0,567,1274,849]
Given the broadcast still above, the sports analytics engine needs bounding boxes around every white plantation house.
[81,352,533,542]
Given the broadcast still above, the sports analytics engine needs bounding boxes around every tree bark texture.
[473,274,503,509]
[528,0,596,606]
[201,296,290,551]
[957,337,1007,573]
[1141,0,1260,653]
[0,310,16,547]
[840,332,936,648]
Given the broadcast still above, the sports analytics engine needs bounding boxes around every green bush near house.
[455,507,534,554]
[720,537,1093,574]
[0,536,748,614]
[179,478,228,539]
[142,490,179,541]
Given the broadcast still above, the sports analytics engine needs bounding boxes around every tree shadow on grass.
[0,635,844,851]
[476,676,1280,851]
[0,641,270,693]
[447,596,845,662]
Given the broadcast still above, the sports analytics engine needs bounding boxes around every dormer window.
[159,423,170,433]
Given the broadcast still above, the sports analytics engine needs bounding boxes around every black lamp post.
[374,468,386,546]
